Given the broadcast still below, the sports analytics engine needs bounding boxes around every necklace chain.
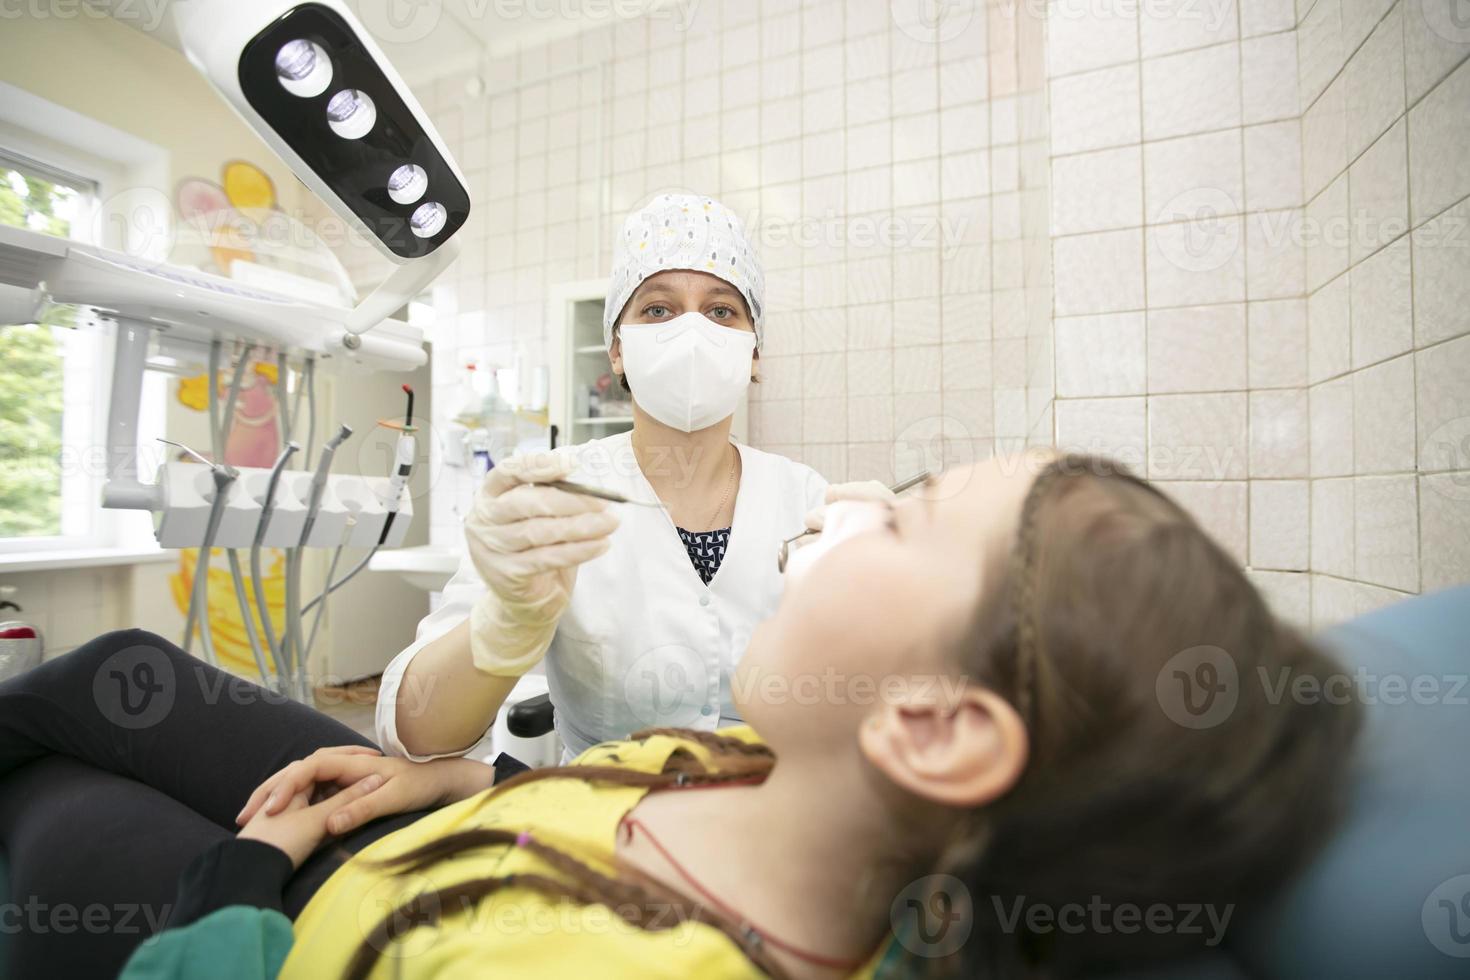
[703,447,737,530]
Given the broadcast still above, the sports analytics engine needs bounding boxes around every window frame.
[0,86,169,555]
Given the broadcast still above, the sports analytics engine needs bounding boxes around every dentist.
[376,194,884,763]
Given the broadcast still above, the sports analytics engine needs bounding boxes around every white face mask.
[618,312,757,433]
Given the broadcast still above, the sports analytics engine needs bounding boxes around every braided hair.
[921,454,1360,977]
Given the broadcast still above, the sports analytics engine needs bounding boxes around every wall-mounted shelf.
[546,278,623,448]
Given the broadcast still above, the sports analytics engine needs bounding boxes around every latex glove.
[803,480,896,533]
[464,451,619,677]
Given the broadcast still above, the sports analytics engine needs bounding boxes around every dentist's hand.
[464,452,619,676]
[803,480,895,533]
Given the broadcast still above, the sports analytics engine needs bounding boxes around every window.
[0,149,103,546]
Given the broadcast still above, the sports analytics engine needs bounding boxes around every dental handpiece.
[298,424,353,547]
[776,471,933,573]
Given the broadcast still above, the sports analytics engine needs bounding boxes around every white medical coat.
[375,431,827,761]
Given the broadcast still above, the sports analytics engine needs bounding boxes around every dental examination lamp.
[0,1,468,689]
[93,0,470,508]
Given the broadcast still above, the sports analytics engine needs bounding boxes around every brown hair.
[344,728,783,980]
[345,457,1359,979]
[929,456,1360,976]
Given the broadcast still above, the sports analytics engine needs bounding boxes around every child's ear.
[858,687,1028,808]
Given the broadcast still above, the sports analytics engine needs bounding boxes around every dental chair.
[2,586,1467,978]
[1105,583,1470,980]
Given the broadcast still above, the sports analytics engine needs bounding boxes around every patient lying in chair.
[0,453,1360,979]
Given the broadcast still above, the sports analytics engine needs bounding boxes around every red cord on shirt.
[619,807,869,972]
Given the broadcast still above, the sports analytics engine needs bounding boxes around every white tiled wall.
[1048,0,1301,609]
[1296,0,1470,624]
[393,0,1466,628]
[1045,0,1470,629]
[391,0,1050,547]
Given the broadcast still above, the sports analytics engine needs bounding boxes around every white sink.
[369,545,462,591]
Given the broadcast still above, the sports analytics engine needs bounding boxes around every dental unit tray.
[154,463,413,550]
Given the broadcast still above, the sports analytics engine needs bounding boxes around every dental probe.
[544,480,666,508]
[777,471,933,573]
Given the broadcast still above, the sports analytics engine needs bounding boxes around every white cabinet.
[545,277,748,448]
[546,277,628,448]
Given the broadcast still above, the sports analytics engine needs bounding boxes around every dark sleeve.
[165,838,296,929]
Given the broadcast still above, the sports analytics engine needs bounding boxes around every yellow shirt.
[283,728,892,979]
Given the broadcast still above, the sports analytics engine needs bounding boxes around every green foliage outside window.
[0,168,81,538]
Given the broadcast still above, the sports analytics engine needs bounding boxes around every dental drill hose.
[251,442,298,689]
[219,343,254,449]
[285,425,351,701]
[276,352,292,448]
[185,345,225,662]
[304,358,317,463]
[303,385,415,617]
[190,464,237,667]
[219,345,264,678]
[226,550,267,680]
[167,436,238,667]
[304,536,347,663]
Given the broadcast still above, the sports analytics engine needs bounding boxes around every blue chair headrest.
[1229,584,1470,978]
